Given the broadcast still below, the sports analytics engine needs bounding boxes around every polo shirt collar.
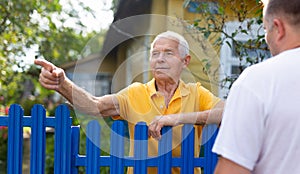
[147,78,190,97]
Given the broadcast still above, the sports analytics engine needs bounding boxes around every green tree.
[1,0,110,173]
[184,0,269,98]
[0,0,104,106]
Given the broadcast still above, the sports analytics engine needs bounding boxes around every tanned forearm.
[175,100,225,126]
[57,78,102,116]
[34,58,119,117]
[152,100,225,127]
[148,100,224,140]
[205,100,225,125]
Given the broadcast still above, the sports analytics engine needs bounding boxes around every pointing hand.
[34,59,66,91]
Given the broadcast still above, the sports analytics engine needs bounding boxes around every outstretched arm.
[34,59,120,117]
[148,100,225,140]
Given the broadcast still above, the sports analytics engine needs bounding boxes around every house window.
[219,20,270,99]
[231,65,244,75]
[187,1,219,14]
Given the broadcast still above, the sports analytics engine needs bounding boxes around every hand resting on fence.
[148,101,224,140]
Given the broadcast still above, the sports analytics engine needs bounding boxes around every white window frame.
[219,19,266,98]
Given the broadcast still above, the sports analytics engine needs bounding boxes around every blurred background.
[0,0,269,173]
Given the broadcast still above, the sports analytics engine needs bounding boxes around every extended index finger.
[34,59,55,72]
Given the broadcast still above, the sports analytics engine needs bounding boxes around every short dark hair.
[263,0,300,26]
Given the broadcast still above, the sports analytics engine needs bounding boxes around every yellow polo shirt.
[115,78,220,174]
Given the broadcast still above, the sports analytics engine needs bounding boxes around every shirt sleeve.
[212,81,265,171]
[197,83,221,111]
[114,82,150,120]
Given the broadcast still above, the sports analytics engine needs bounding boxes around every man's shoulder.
[183,81,210,93]
[180,80,201,87]
[180,81,210,95]
[127,81,151,93]
[129,82,145,87]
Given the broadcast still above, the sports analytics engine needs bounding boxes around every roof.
[62,0,152,69]
[101,0,152,57]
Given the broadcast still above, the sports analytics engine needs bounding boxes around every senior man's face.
[150,37,186,82]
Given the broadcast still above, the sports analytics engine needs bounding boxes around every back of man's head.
[263,0,300,27]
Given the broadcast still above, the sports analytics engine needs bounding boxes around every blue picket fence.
[0,104,218,174]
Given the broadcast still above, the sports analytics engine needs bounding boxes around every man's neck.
[284,27,300,51]
[155,79,179,92]
[155,79,179,107]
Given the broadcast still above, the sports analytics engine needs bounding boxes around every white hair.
[150,31,190,58]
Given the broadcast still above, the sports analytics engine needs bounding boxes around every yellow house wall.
[113,0,261,95]
[147,0,220,93]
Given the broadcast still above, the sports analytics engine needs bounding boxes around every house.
[62,0,267,98]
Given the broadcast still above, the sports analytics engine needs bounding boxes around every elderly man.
[35,31,224,173]
[212,0,300,173]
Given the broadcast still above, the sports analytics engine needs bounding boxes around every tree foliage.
[184,0,269,98]
[0,0,101,107]
[0,1,109,173]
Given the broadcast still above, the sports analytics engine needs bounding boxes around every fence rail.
[0,104,218,174]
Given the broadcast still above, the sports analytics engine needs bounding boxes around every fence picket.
[54,105,72,174]
[181,124,195,174]
[134,122,148,174]
[110,120,125,174]
[30,104,46,174]
[7,104,24,174]
[158,126,172,174]
[71,126,80,174]
[203,124,219,174]
[86,120,100,174]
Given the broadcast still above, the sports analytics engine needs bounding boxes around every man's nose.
[157,53,166,60]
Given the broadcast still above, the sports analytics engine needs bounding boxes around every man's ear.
[273,18,285,42]
[183,55,191,67]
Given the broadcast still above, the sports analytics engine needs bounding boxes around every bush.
[0,126,8,172]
